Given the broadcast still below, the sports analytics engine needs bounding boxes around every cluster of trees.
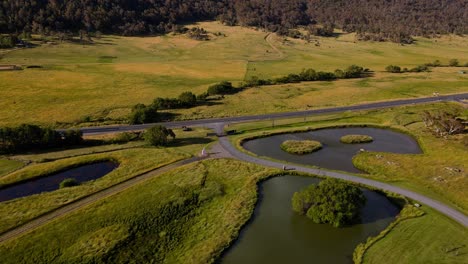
[187,27,209,41]
[306,0,467,42]
[129,83,236,124]
[243,65,368,88]
[292,178,367,227]
[0,34,18,48]
[1,1,466,42]
[0,124,82,153]
[386,59,468,73]
[385,65,430,73]
[421,111,465,137]
[144,125,175,146]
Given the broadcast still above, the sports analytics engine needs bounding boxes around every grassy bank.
[362,206,468,264]
[0,159,278,263]
[1,22,467,126]
[228,102,468,215]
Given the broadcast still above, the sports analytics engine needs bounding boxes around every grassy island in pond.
[292,178,367,227]
[280,140,322,155]
[340,134,374,144]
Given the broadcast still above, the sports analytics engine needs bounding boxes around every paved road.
[2,94,466,243]
[78,93,468,135]
[0,157,205,243]
[216,135,468,227]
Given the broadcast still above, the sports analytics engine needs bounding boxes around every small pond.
[0,161,118,202]
[220,176,400,264]
[243,127,422,173]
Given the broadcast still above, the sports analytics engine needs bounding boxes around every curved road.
[78,93,468,135]
[216,136,468,227]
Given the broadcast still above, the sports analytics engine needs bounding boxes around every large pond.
[0,161,118,203]
[220,176,400,264]
[243,127,422,173]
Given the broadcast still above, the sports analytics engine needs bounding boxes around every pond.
[220,175,400,264]
[243,127,422,173]
[0,161,118,203]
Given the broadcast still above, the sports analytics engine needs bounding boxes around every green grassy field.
[0,159,278,263]
[0,159,24,177]
[363,207,468,264]
[0,128,213,233]
[0,22,467,126]
[228,102,468,215]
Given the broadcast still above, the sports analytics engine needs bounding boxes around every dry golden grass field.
[0,22,467,126]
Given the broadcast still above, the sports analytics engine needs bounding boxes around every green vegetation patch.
[340,134,374,144]
[361,207,468,264]
[60,224,129,261]
[292,178,366,227]
[0,159,23,177]
[280,140,322,154]
[59,178,80,188]
[353,204,425,263]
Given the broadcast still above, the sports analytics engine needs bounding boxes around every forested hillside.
[0,0,466,42]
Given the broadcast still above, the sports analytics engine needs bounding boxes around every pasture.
[0,22,467,126]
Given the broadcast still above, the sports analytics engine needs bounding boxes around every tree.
[178,92,197,107]
[343,65,365,78]
[129,104,159,124]
[207,81,234,95]
[291,178,366,227]
[385,65,402,73]
[144,125,175,146]
[449,59,459,67]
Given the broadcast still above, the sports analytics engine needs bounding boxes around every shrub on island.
[280,140,322,155]
[59,178,80,188]
[292,178,367,227]
[340,134,373,144]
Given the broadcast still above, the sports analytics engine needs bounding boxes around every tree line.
[129,65,368,124]
[1,0,466,43]
[386,59,468,73]
[0,124,82,153]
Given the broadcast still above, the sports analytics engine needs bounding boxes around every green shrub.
[385,65,402,73]
[292,178,367,227]
[144,125,175,146]
[340,134,374,144]
[280,140,322,155]
[129,104,159,124]
[207,81,234,95]
[59,178,80,188]
[449,59,459,67]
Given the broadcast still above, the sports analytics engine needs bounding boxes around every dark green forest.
[1,0,466,42]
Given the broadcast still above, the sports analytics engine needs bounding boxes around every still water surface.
[221,176,400,264]
[0,161,118,202]
[243,127,422,173]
